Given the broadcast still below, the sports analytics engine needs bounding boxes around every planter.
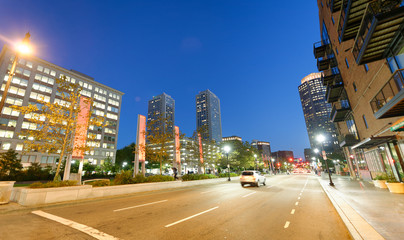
[0,181,15,204]
[373,180,388,189]
[386,182,404,194]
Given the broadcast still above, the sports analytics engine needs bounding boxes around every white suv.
[240,171,266,187]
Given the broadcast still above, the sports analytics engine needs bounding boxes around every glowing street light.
[0,33,32,114]
[224,145,231,181]
[316,134,334,186]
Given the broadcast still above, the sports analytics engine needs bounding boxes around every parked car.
[240,171,266,187]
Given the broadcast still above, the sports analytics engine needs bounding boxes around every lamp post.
[224,145,231,181]
[316,135,334,186]
[0,33,32,114]
[254,154,257,170]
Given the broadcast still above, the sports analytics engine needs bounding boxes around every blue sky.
[0,0,321,158]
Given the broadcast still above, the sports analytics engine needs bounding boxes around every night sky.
[0,0,321,158]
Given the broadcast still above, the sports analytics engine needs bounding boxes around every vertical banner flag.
[72,96,91,159]
[262,154,267,167]
[136,115,146,162]
[198,133,204,164]
[175,126,180,163]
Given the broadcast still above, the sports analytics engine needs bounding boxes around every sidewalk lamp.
[0,33,32,114]
[316,134,334,186]
[224,145,231,181]
[254,154,257,170]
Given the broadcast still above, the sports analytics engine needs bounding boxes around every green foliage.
[0,149,22,178]
[113,170,134,185]
[115,143,135,169]
[83,162,96,175]
[386,174,399,183]
[182,174,218,181]
[132,174,147,183]
[24,163,53,181]
[86,179,111,187]
[218,173,238,178]
[29,180,78,188]
[146,175,174,182]
[374,173,388,180]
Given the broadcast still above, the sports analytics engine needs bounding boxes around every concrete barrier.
[11,177,238,206]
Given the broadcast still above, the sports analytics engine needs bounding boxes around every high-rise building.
[147,93,175,134]
[313,0,404,181]
[222,136,242,142]
[298,72,340,152]
[0,44,123,167]
[196,89,222,143]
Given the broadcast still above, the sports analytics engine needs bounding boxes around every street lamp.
[316,134,334,186]
[0,33,32,114]
[254,154,257,170]
[224,145,231,181]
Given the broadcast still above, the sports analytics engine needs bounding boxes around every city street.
[0,175,351,240]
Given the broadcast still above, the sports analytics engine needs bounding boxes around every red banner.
[198,133,203,164]
[72,96,91,159]
[175,126,180,163]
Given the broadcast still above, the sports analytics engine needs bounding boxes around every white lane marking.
[295,202,299,206]
[266,185,272,189]
[298,197,301,200]
[299,193,302,196]
[284,221,290,228]
[114,200,168,212]
[32,210,119,240]
[201,190,216,194]
[165,206,219,228]
[291,209,295,214]
[242,192,257,198]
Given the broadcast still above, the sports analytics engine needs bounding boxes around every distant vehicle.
[240,171,266,187]
[292,168,311,174]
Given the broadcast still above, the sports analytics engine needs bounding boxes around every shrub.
[87,179,111,187]
[28,180,78,188]
[218,173,238,178]
[113,170,134,185]
[146,175,174,182]
[133,174,147,183]
[374,173,387,180]
[182,174,217,181]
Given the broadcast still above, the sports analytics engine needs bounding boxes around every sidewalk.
[318,174,404,240]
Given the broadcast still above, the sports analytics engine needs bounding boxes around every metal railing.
[331,99,351,121]
[370,68,404,113]
[338,0,351,40]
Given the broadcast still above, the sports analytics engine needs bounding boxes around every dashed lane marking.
[32,210,119,240]
[165,206,219,228]
[284,221,290,228]
[291,209,295,215]
[298,197,301,200]
[295,202,299,206]
[242,192,257,198]
[114,200,168,212]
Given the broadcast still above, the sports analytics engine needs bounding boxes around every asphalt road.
[0,174,352,240]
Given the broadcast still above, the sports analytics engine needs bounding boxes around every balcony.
[313,41,330,59]
[371,69,404,118]
[329,0,343,12]
[353,1,404,64]
[322,68,342,86]
[326,81,344,103]
[338,0,372,41]
[331,100,351,122]
[338,133,359,147]
[317,55,337,71]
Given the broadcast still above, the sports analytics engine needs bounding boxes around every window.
[2,142,11,150]
[321,21,330,44]
[32,83,53,94]
[21,155,36,163]
[107,106,119,113]
[335,47,338,55]
[16,144,23,151]
[353,82,357,92]
[364,64,369,72]
[331,16,335,25]
[0,118,17,127]
[30,92,50,102]
[2,107,20,117]
[15,67,31,77]
[0,130,14,138]
[362,115,369,129]
[34,74,55,85]
[4,75,28,87]
[387,53,404,73]
[345,58,349,68]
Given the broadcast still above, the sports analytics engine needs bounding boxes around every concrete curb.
[318,179,385,240]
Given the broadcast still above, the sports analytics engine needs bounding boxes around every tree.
[145,115,174,175]
[101,157,119,173]
[116,143,135,168]
[12,76,104,181]
[0,149,22,178]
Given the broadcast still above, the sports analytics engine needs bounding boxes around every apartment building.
[314,0,404,181]
[0,45,123,167]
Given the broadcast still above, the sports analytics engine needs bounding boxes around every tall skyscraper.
[298,73,339,152]
[196,89,222,143]
[147,93,175,134]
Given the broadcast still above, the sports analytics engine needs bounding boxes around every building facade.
[252,140,273,169]
[314,0,404,181]
[222,136,242,142]
[147,93,175,134]
[298,72,340,152]
[0,45,123,167]
[196,89,222,143]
